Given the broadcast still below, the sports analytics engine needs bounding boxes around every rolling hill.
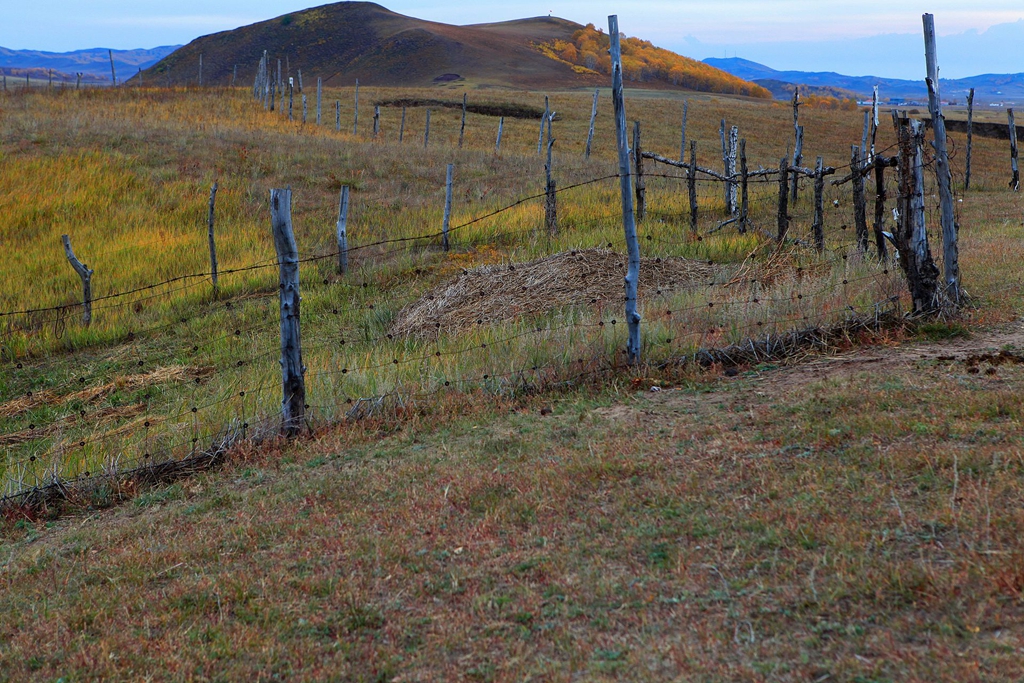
[139,1,768,95]
[0,46,178,83]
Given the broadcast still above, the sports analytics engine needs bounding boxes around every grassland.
[1,82,1023,680]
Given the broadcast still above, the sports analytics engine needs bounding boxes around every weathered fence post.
[861,110,870,158]
[777,157,790,242]
[269,81,275,112]
[688,140,698,234]
[1008,108,1019,191]
[232,64,237,87]
[965,88,975,191]
[61,235,93,327]
[75,73,80,90]
[495,116,504,153]
[538,96,549,155]
[459,93,467,148]
[288,79,293,121]
[442,164,453,251]
[316,78,322,126]
[337,185,349,275]
[198,54,203,87]
[207,182,219,298]
[923,13,960,303]
[399,106,406,143]
[424,109,431,148]
[633,121,646,222]
[353,79,359,135]
[297,69,303,93]
[739,138,748,233]
[790,125,804,204]
[270,188,305,437]
[894,116,939,313]
[301,94,307,124]
[812,157,825,252]
[546,115,558,235]
[335,101,340,131]
[680,99,689,162]
[108,49,117,87]
[609,15,641,365]
[585,89,599,159]
[870,86,879,162]
[851,146,869,253]
[728,126,738,215]
[873,156,889,261]
[373,106,380,138]
[720,119,729,213]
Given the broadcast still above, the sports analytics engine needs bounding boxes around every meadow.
[1,81,1023,680]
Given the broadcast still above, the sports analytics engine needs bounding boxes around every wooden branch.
[62,234,93,327]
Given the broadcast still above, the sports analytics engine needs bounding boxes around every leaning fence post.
[609,15,641,365]
[633,120,646,222]
[965,88,975,191]
[1008,108,1019,191]
[851,146,869,253]
[585,89,599,159]
[459,93,467,148]
[424,109,431,149]
[812,157,825,252]
[777,157,790,242]
[108,49,117,87]
[207,182,219,298]
[442,164,453,251]
[688,140,698,234]
[495,116,504,154]
[61,235,93,327]
[923,13,960,303]
[538,96,549,155]
[337,185,350,275]
[270,188,306,437]
[738,138,748,233]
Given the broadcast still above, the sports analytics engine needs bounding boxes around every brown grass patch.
[388,248,716,338]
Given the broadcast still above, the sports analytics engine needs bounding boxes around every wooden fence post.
[337,185,349,274]
[790,125,804,204]
[585,89,599,159]
[297,69,303,93]
[720,119,729,213]
[680,99,689,162]
[688,140,698,234]
[546,115,558,235]
[861,110,870,158]
[728,125,738,215]
[288,79,293,121]
[459,93,467,149]
[633,121,646,222]
[538,96,548,155]
[965,88,975,190]
[207,182,219,299]
[777,158,789,242]
[923,13,960,303]
[108,49,116,87]
[353,79,359,135]
[873,156,889,261]
[270,188,306,437]
[316,78,322,125]
[851,146,869,253]
[335,101,340,131]
[373,106,380,138]
[1008,108,1019,191]
[61,235,93,327]
[198,54,203,87]
[400,107,406,143]
[739,139,748,233]
[232,64,237,88]
[75,73,80,90]
[812,156,825,252]
[609,15,641,365]
[894,116,939,312]
[871,86,879,162]
[424,109,431,148]
[442,164,453,251]
[495,116,504,154]
[301,94,307,124]
[269,81,275,112]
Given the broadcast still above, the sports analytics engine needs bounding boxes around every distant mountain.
[704,57,1024,104]
[0,46,179,83]
[141,1,767,95]
[752,79,859,102]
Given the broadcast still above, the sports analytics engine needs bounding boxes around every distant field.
[1,83,1023,680]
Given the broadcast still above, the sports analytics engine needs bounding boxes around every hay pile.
[389,248,716,338]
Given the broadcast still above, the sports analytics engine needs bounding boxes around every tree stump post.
[61,235,93,327]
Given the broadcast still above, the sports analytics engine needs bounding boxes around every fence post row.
[922,13,960,305]
[728,126,738,215]
[400,107,406,143]
[61,234,93,327]
[270,188,306,437]
[373,106,380,138]
[207,182,219,298]
[872,155,891,261]
[608,14,641,365]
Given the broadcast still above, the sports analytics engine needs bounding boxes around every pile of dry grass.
[389,248,717,338]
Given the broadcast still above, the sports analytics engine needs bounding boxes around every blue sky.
[3,1,1023,78]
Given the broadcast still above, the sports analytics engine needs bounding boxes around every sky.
[3,1,1023,79]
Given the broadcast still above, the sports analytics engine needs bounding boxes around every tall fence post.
[790,125,804,204]
[442,164,453,251]
[399,107,406,143]
[1008,108,1019,191]
[585,89,599,159]
[538,96,548,155]
[495,116,504,154]
[720,119,729,214]
[688,140,698,234]
[207,182,219,299]
[424,109,431,148]
[738,139,748,234]
[894,115,939,313]
[923,13,960,304]
[728,125,739,215]
[873,156,889,261]
[546,114,558,235]
[777,157,789,242]
[851,146,869,253]
[337,185,350,275]
[680,99,688,162]
[965,87,975,191]
[812,156,825,252]
[633,121,646,222]
[316,77,322,126]
[870,86,879,162]
[609,15,641,365]
[459,93,467,149]
[61,235,93,327]
[270,188,306,437]
[861,110,870,159]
